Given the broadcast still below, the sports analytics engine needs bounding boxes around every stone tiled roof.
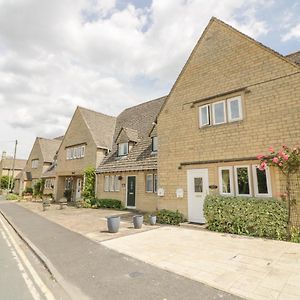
[1,158,26,170]
[41,163,57,178]
[78,107,116,150]
[38,138,62,163]
[97,96,166,173]
[115,127,139,143]
[286,51,300,65]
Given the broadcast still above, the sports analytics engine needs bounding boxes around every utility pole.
[10,140,18,192]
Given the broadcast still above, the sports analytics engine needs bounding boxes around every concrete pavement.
[103,226,300,300]
[0,200,239,300]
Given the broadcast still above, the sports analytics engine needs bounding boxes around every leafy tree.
[82,167,96,200]
[0,176,14,189]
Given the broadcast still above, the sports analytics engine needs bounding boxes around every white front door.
[187,169,209,223]
[75,178,82,200]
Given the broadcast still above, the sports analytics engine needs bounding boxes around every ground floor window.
[234,166,251,196]
[104,175,120,192]
[45,178,55,189]
[219,167,234,196]
[218,165,271,197]
[146,174,158,193]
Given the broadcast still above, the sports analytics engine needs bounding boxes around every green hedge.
[204,195,288,240]
[90,198,123,209]
[6,193,20,201]
[156,209,185,225]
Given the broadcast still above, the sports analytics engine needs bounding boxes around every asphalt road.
[0,213,35,300]
[0,200,241,300]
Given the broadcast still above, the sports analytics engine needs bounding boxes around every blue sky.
[0,0,299,158]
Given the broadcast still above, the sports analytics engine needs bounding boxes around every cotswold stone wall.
[157,19,300,215]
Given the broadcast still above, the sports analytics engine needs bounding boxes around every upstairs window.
[31,159,39,169]
[152,137,158,152]
[118,143,128,156]
[66,145,85,160]
[199,95,243,128]
[199,105,210,127]
[227,96,242,122]
[212,101,226,125]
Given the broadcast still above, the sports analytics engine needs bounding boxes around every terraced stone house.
[54,106,116,202]
[155,18,300,223]
[14,137,62,195]
[96,97,165,212]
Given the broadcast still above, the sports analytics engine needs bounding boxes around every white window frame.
[152,137,158,152]
[218,167,234,196]
[146,174,153,193]
[234,165,252,197]
[109,176,115,192]
[31,159,39,169]
[227,96,243,122]
[114,175,120,192]
[81,145,85,158]
[212,100,226,125]
[199,104,210,127]
[154,174,158,193]
[104,176,109,192]
[252,165,272,197]
[118,143,128,156]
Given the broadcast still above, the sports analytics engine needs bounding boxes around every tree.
[0,176,13,189]
[257,146,300,229]
[82,167,96,200]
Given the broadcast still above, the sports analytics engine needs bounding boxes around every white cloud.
[282,23,300,41]
[0,0,272,158]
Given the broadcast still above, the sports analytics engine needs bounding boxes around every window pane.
[200,106,209,126]
[214,102,225,124]
[256,168,268,194]
[221,169,231,193]
[194,177,203,193]
[104,176,109,191]
[230,99,240,120]
[154,175,158,193]
[146,175,153,192]
[114,176,120,191]
[110,176,115,191]
[152,137,158,152]
[237,167,250,195]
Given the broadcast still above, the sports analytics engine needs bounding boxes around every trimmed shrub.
[90,198,123,210]
[156,209,185,225]
[291,226,300,243]
[204,195,288,240]
[6,193,20,201]
[22,187,33,196]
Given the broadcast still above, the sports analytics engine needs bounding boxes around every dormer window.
[152,137,158,152]
[118,143,128,156]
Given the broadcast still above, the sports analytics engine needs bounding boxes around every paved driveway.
[103,227,300,300]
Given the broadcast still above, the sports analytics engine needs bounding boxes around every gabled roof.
[97,96,166,173]
[1,158,26,170]
[38,138,62,163]
[158,17,300,117]
[42,162,57,178]
[78,107,116,150]
[115,127,139,143]
[286,51,300,65]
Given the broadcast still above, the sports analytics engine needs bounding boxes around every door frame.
[126,175,136,209]
[75,177,83,200]
[187,168,209,223]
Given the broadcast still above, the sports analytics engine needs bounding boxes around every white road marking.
[0,216,55,300]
